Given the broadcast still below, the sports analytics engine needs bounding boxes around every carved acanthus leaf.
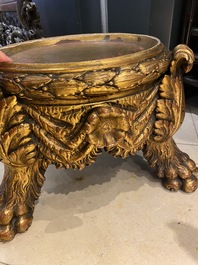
[154,76,179,141]
[0,96,23,134]
[0,96,36,166]
[83,70,116,86]
[153,45,194,142]
[156,99,179,122]
[154,120,174,141]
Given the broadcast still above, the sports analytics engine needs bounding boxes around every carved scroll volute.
[154,45,194,142]
[170,44,194,132]
[171,44,194,76]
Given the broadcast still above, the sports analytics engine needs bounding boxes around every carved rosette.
[84,106,130,148]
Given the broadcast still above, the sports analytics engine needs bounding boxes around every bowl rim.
[0,33,164,73]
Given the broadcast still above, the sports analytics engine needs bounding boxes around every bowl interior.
[3,34,159,64]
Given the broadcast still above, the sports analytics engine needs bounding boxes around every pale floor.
[1,96,198,265]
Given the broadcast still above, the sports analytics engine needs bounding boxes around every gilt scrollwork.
[153,44,194,141]
[0,34,197,241]
[143,44,198,193]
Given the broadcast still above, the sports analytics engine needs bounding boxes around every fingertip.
[0,51,12,62]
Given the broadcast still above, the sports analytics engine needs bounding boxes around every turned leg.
[0,160,47,241]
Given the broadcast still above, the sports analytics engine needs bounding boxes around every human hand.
[0,51,12,62]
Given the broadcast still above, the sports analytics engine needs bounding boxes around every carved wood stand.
[0,35,197,241]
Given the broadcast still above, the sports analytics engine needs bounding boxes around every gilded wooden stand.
[0,33,196,241]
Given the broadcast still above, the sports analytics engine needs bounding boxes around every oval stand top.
[0,33,166,74]
[10,40,145,64]
[1,34,160,64]
[0,33,171,105]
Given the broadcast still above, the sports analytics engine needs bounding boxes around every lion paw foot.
[143,139,198,193]
[159,152,198,193]
[0,203,33,242]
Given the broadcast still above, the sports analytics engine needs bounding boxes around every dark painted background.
[34,0,184,48]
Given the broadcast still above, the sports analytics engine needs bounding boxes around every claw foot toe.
[0,204,33,242]
[163,174,198,193]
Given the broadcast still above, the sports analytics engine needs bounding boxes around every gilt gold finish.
[0,33,196,241]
